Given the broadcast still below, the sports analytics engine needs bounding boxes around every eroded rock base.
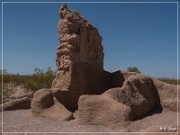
[31,89,73,121]
[77,74,162,128]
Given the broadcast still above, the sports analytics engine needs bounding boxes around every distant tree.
[127,67,141,73]
[46,66,54,76]
[34,68,41,75]
[34,68,44,76]
[3,69,8,74]
[0,69,8,75]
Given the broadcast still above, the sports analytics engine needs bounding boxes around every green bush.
[127,67,141,73]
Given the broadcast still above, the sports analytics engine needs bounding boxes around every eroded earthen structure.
[51,4,115,111]
[30,4,162,127]
[52,4,104,90]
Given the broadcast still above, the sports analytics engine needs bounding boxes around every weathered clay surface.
[31,88,73,120]
[9,85,33,100]
[31,89,54,115]
[153,79,180,111]
[78,95,131,129]
[2,83,33,103]
[77,74,162,128]
[0,83,34,111]
[104,74,162,120]
[0,97,31,111]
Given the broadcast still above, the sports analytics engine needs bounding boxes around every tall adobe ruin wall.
[58,4,104,69]
[51,4,111,111]
[52,4,104,91]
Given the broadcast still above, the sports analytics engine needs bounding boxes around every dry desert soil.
[0,109,179,135]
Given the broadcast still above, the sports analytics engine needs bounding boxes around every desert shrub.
[25,67,55,91]
[127,67,141,73]
[0,67,56,92]
[159,78,179,85]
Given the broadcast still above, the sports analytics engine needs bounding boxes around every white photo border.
[1,1,179,134]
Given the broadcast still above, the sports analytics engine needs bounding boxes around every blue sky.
[1,0,179,78]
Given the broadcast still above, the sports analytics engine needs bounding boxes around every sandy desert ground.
[0,108,179,135]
